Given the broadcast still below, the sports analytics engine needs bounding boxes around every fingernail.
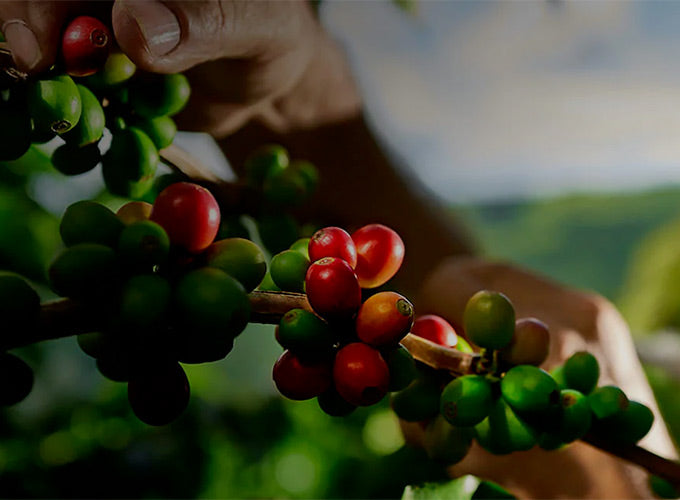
[3,20,41,71]
[124,1,180,57]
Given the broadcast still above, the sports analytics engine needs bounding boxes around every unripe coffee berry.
[355,291,414,347]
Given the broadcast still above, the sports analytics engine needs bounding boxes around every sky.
[322,1,680,203]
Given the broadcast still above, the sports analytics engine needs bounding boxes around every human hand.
[411,256,677,498]
[0,1,361,137]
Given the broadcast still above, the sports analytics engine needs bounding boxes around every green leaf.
[402,476,515,500]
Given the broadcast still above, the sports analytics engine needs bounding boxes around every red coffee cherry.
[151,182,220,254]
[351,224,404,288]
[333,343,389,406]
[61,16,111,77]
[309,227,357,268]
[411,315,458,348]
[500,318,550,366]
[355,291,414,347]
[272,350,332,401]
[305,257,361,320]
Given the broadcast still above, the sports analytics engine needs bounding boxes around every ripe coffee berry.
[305,257,361,320]
[151,183,220,254]
[355,291,414,347]
[351,224,404,288]
[333,343,389,406]
[309,227,357,268]
[273,350,332,401]
[411,315,458,348]
[61,16,111,77]
[500,318,550,367]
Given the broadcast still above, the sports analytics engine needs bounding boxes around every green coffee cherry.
[244,144,289,187]
[537,432,564,451]
[551,365,567,390]
[424,415,474,465]
[555,389,591,443]
[463,290,515,350]
[217,215,250,240]
[48,244,119,299]
[588,385,629,419]
[0,353,33,406]
[205,238,267,293]
[593,400,654,445]
[129,73,191,118]
[257,213,299,254]
[77,331,114,359]
[263,167,310,207]
[117,220,170,270]
[174,268,250,363]
[60,201,124,248]
[0,92,31,161]
[318,388,356,417]
[270,250,310,293]
[564,351,599,394]
[455,336,474,353]
[501,365,560,413]
[28,75,82,134]
[51,142,101,176]
[102,127,158,199]
[0,273,40,347]
[391,375,441,422]
[289,160,319,194]
[133,116,176,150]
[440,375,494,427]
[62,85,105,147]
[384,345,417,392]
[257,270,281,292]
[86,52,136,88]
[120,275,171,328]
[474,397,537,454]
[277,308,335,355]
[649,475,679,499]
[289,238,310,260]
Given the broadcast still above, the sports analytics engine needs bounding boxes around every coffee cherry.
[289,238,310,259]
[62,84,105,147]
[499,318,550,366]
[564,351,599,395]
[588,385,629,419]
[118,220,170,271]
[133,116,177,150]
[351,224,404,288]
[355,291,413,347]
[77,331,114,359]
[440,375,494,427]
[49,243,119,299]
[383,344,417,392]
[391,376,442,422]
[151,183,220,254]
[277,309,335,356]
[411,315,458,348]
[51,142,101,176]
[424,415,473,465]
[270,250,310,293]
[61,16,111,77]
[309,227,357,268]
[116,201,153,225]
[0,273,40,346]
[128,361,190,426]
[119,275,171,328]
[305,257,361,320]
[649,475,679,500]
[463,290,515,350]
[593,401,654,445]
[0,91,31,161]
[0,353,33,406]
[501,365,559,413]
[555,389,591,443]
[102,127,158,199]
[257,271,281,292]
[28,75,82,134]
[60,201,124,248]
[474,397,538,454]
[244,144,289,187]
[263,167,310,207]
[205,238,266,293]
[334,343,389,406]
[97,355,133,383]
[289,160,319,193]
[129,73,191,118]
[317,387,356,417]
[257,213,299,254]
[273,350,332,401]
[217,215,251,240]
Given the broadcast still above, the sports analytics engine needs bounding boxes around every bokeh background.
[3,1,680,497]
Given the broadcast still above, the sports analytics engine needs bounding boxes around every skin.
[1,2,675,497]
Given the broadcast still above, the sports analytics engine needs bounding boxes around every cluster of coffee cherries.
[269,224,425,415]
[392,291,655,464]
[49,181,267,426]
[0,15,189,199]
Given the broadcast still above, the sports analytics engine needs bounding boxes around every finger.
[111,0,316,74]
[0,2,71,73]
